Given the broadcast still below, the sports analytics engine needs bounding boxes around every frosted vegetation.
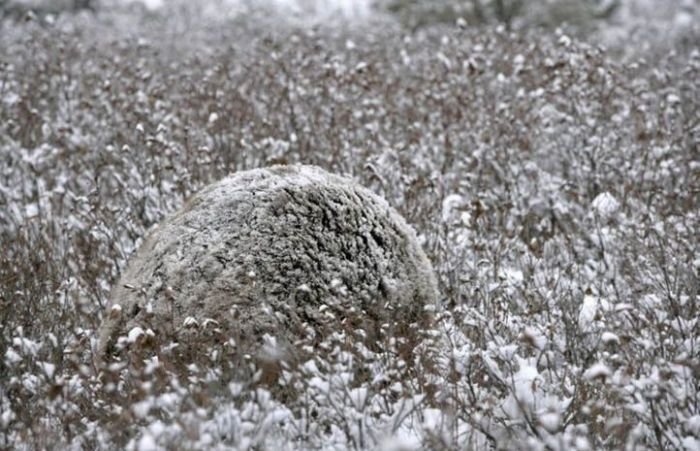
[0,1,698,450]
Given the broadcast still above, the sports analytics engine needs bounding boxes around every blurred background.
[1,0,697,47]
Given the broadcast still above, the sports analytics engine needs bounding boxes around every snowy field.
[1,1,699,450]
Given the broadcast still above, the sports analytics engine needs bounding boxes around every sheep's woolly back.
[97,165,438,366]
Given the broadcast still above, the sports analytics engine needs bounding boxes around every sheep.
[97,165,438,381]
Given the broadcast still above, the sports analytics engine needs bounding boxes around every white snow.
[4,347,22,365]
[124,0,372,19]
[135,433,159,451]
[583,362,611,381]
[441,194,464,222]
[502,357,543,418]
[520,326,547,351]
[38,361,56,379]
[601,331,620,345]
[538,411,561,433]
[127,326,145,343]
[109,304,123,318]
[12,336,41,356]
[182,317,198,328]
[591,192,620,220]
[378,434,421,451]
[24,203,39,219]
[578,293,599,331]
[686,415,700,435]
[0,408,15,429]
[681,437,700,451]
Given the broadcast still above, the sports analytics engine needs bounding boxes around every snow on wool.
[97,165,438,370]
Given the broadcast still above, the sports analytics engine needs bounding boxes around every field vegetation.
[1,1,698,449]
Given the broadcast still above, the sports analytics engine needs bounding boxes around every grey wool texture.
[97,165,438,366]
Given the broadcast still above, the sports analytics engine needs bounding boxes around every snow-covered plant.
[0,3,697,449]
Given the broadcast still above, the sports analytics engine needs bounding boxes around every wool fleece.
[97,165,438,368]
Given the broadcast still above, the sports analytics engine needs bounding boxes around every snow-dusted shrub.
[0,0,94,20]
[381,0,620,32]
[97,165,438,378]
[1,3,698,449]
